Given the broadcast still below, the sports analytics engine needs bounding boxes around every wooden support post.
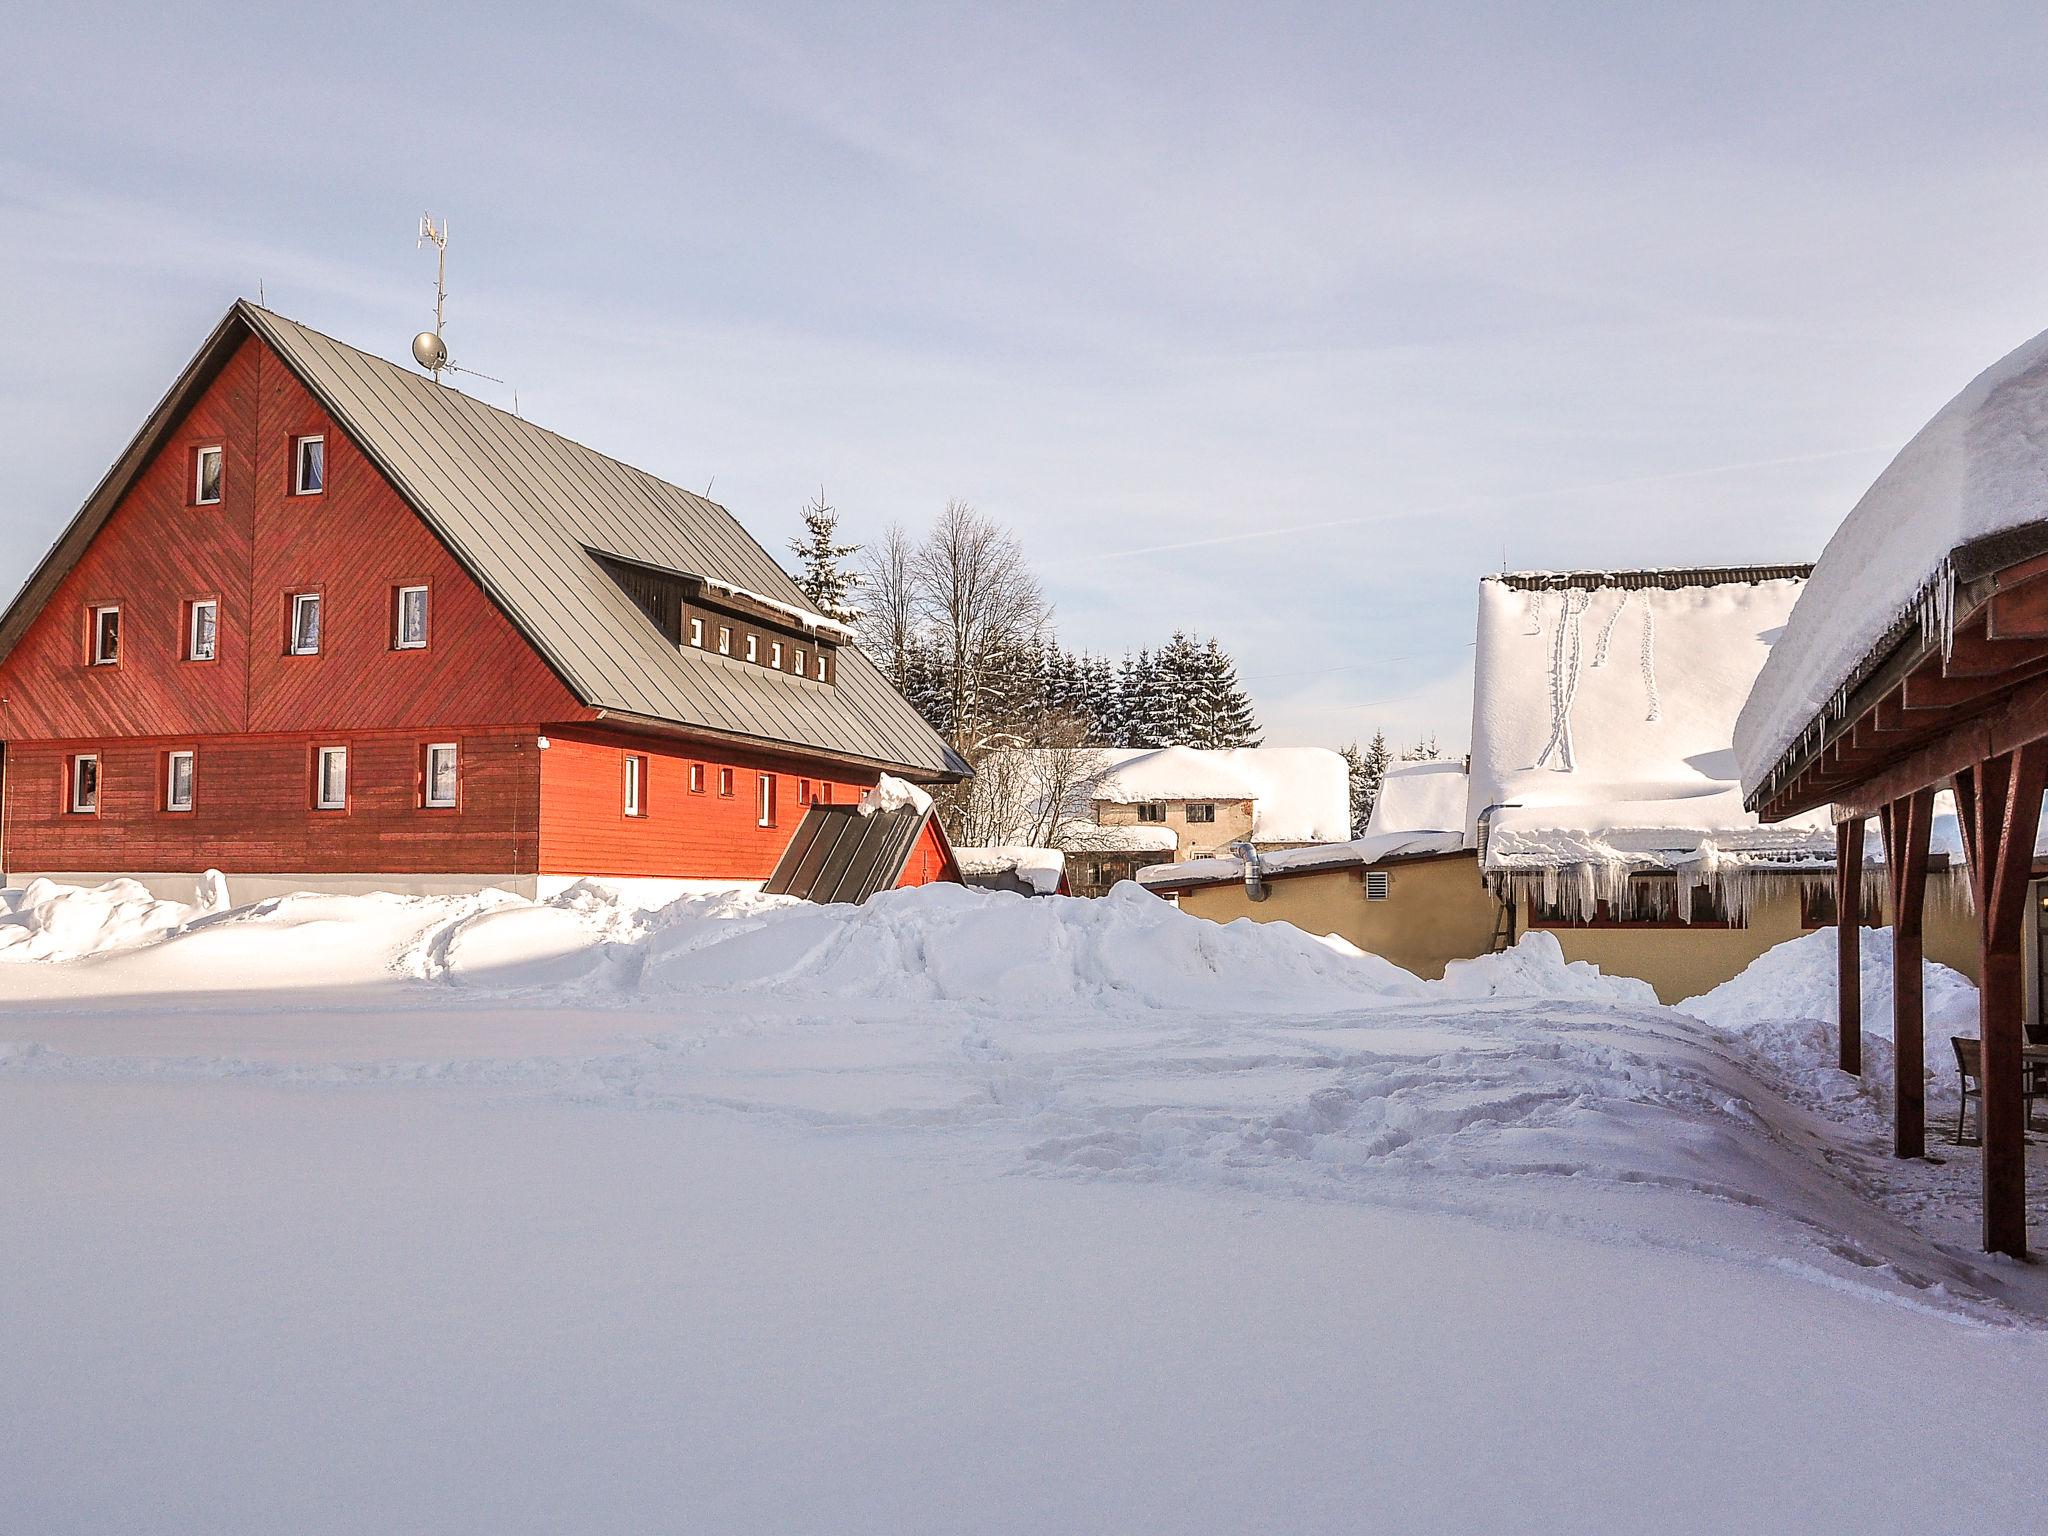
[1880,789,1935,1160]
[1836,817,1864,1076]
[1956,746,2048,1258]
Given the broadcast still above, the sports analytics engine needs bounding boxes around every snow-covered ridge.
[1736,325,2048,795]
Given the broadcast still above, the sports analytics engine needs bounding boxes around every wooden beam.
[1989,575,2048,640]
[1957,746,2047,1258]
[1880,789,1935,1160]
[1837,818,1864,1077]
[1940,626,2048,678]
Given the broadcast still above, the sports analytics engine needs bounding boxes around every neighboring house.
[954,846,1069,897]
[0,301,968,903]
[1058,823,1180,898]
[1089,746,1350,860]
[1147,567,1979,999]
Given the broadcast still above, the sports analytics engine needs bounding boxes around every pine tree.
[1116,650,1158,748]
[787,488,863,625]
[1400,734,1442,763]
[1345,730,1392,835]
[1197,637,1259,748]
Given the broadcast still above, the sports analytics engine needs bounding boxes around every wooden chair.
[1952,1036,2048,1144]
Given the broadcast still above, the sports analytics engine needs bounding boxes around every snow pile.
[1365,760,1469,839]
[1434,930,1660,1005]
[0,876,220,963]
[954,846,1066,895]
[859,773,934,818]
[1678,925,1979,1041]
[1738,326,2048,794]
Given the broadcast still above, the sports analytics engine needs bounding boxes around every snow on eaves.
[1735,325,2048,795]
[703,578,858,641]
[1140,830,1467,888]
[953,846,1066,895]
[1059,823,1180,854]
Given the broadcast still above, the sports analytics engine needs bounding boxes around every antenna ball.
[412,331,448,370]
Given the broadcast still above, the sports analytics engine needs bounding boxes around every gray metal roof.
[0,301,967,779]
[763,803,935,903]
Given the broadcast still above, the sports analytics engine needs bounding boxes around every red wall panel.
[538,727,879,880]
[894,817,960,889]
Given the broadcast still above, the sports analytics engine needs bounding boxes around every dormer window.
[293,435,325,495]
[794,649,807,678]
[745,634,758,663]
[770,640,783,670]
[91,605,120,666]
[718,625,732,655]
[688,616,704,648]
[194,445,223,505]
[817,652,829,684]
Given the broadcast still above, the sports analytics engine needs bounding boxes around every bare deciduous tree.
[912,500,1047,758]
[857,521,920,688]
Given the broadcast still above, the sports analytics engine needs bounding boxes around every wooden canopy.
[1749,541,2048,1257]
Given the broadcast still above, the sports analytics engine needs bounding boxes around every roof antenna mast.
[413,214,451,383]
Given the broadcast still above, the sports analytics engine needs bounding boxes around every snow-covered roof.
[1140,830,1467,889]
[1470,570,1834,874]
[1736,327,2048,795]
[953,846,1066,895]
[1366,761,1469,842]
[1091,747,1350,844]
[1058,823,1181,855]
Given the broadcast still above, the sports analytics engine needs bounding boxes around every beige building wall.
[1172,860,1985,1002]
[1094,797,1255,860]
[1174,853,1497,981]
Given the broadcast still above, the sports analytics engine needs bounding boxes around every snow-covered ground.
[5,878,2046,1533]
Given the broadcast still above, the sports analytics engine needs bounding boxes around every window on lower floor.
[1186,803,1216,824]
[758,773,777,828]
[718,767,734,798]
[688,762,705,794]
[424,742,459,808]
[798,778,813,806]
[624,754,647,817]
[165,750,194,812]
[314,746,348,810]
[70,754,99,814]
[1136,802,1167,823]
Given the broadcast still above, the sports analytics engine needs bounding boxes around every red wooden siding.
[537,727,879,879]
[1,728,540,875]
[0,334,588,745]
[894,816,960,889]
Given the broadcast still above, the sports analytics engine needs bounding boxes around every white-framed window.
[798,778,813,806]
[424,742,458,808]
[757,773,776,828]
[817,652,829,684]
[624,754,647,817]
[688,616,704,647]
[314,746,348,810]
[717,766,734,798]
[188,599,218,661]
[688,762,705,794]
[290,592,322,655]
[293,435,325,495]
[794,650,808,678]
[90,605,120,665]
[194,445,223,505]
[770,641,783,670]
[165,750,195,812]
[718,625,732,655]
[745,634,758,662]
[70,753,99,814]
[395,586,428,650]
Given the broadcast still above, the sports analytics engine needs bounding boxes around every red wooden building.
[0,302,967,902]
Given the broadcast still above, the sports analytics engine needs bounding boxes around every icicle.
[1639,600,1661,722]
[1535,590,1589,771]
[1590,590,1627,668]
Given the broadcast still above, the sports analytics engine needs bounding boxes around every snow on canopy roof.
[953,846,1066,895]
[1469,569,1833,872]
[1092,747,1350,843]
[1736,326,2048,795]
[1365,761,1469,842]
[1140,830,1466,889]
[1057,822,1180,854]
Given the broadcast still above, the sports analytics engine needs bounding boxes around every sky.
[5,1,2048,753]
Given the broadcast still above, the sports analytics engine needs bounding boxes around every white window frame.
[624,754,646,817]
[290,592,322,655]
[165,749,195,812]
[745,634,758,662]
[70,753,99,814]
[315,746,348,810]
[188,599,218,661]
[424,742,459,808]
[394,586,428,650]
[194,444,223,505]
[817,652,829,684]
[770,640,783,670]
[688,762,705,794]
[688,617,703,648]
[718,625,732,656]
[757,773,776,828]
[717,766,734,798]
[91,604,120,666]
[293,435,325,495]
[794,649,807,678]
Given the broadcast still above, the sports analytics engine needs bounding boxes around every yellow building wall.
[1174,854,1497,981]
[1174,861,1984,1001]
